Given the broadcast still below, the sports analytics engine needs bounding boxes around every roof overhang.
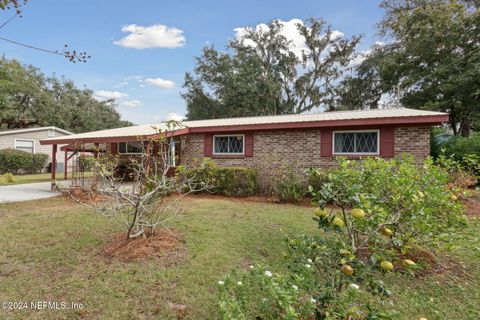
[186,114,448,133]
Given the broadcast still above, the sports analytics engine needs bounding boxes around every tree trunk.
[459,118,471,137]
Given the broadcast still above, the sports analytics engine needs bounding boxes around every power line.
[0,13,17,30]
[0,36,65,56]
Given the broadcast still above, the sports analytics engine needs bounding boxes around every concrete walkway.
[0,182,60,203]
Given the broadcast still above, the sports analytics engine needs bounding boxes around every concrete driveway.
[0,182,60,203]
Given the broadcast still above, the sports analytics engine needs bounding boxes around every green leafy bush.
[309,156,466,259]
[0,173,14,184]
[218,238,393,320]
[218,157,467,319]
[440,132,480,160]
[32,153,49,173]
[306,167,332,192]
[177,158,258,196]
[78,155,96,172]
[273,166,306,203]
[0,148,48,174]
[436,151,479,188]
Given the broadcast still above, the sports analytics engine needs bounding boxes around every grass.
[0,196,479,319]
[0,173,59,185]
[0,172,95,185]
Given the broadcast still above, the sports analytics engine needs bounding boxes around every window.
[47,129,55,137]
[117,141,143,154]
[15,139,35,153]
[213,135,244,155]
[333,130,379,155]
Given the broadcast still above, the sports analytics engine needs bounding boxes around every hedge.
[0,148,49,174]
[439,132,480,161]
[177,158,258,196]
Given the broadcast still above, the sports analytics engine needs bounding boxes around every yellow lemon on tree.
[332,216,345,228]
[450,194,458,201]
[380,261,394,272]
[339,249,351,257]
[402,259,416,267]
[381,227,393,237]
[350,208,366,219]
[341,265,354,276]
[314,208,328,218]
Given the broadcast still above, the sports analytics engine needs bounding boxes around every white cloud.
[114,81,129,88]
[234,19,344,59]
[94,90,128,101]
[144,78,176,89]
[165,112,185,121]
[120,100,142,108]
[114,24,186,49]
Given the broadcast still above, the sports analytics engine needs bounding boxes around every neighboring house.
[0,126,73,172]
[40,108,448,188]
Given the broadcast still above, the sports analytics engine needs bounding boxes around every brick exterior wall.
[181,126,431,190]
[394,126,430,161]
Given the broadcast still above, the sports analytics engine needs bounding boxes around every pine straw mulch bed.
[102,228,187,263]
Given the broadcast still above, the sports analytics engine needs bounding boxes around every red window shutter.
[245,133,253,157]
[320,129,332,157]
[380,127,395,157]
[204,134,213,157]
[110,142,118,155]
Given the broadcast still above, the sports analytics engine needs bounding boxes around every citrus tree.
[217,156,467,319]
[308,156,466,271]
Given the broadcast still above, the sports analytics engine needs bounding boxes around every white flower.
[310,298,316,303]
[262,298,268,302]
[218,280,224,285]
[305,264,312,268]
[292,285,298,291]
[307,258,313,263]
[249,265,254,269]
[237,281,243,286]
[265,270,273,277]
[350,283,360,290]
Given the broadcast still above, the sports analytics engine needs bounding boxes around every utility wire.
[0,13,17,30]
[0,36,65,56]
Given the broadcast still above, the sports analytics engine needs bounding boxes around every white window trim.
[14,138,36,153]
[117,141,144,155]
[332,130,380,156]
[213,134,245,155]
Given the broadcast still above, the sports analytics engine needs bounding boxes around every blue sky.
[1,0,384,124]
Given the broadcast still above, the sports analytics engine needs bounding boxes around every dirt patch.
[397,249,467,279]
[357,246,466,279]
[61,188,107,203]
[461,190,480,218]
[102,228,186,263]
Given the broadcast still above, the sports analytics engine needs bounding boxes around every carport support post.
[64,150,68,181]
[51,144,57,190]
[93,143,99,159]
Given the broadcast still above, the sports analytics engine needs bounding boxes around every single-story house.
[40,108,448,188]
[0,126,73,173]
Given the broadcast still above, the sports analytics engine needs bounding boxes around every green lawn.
[0,196,478,319]
[0,172,95,186]
[0,173,59,185]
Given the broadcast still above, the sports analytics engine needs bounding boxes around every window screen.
[213,135,244,154]
[333,131,378,154]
